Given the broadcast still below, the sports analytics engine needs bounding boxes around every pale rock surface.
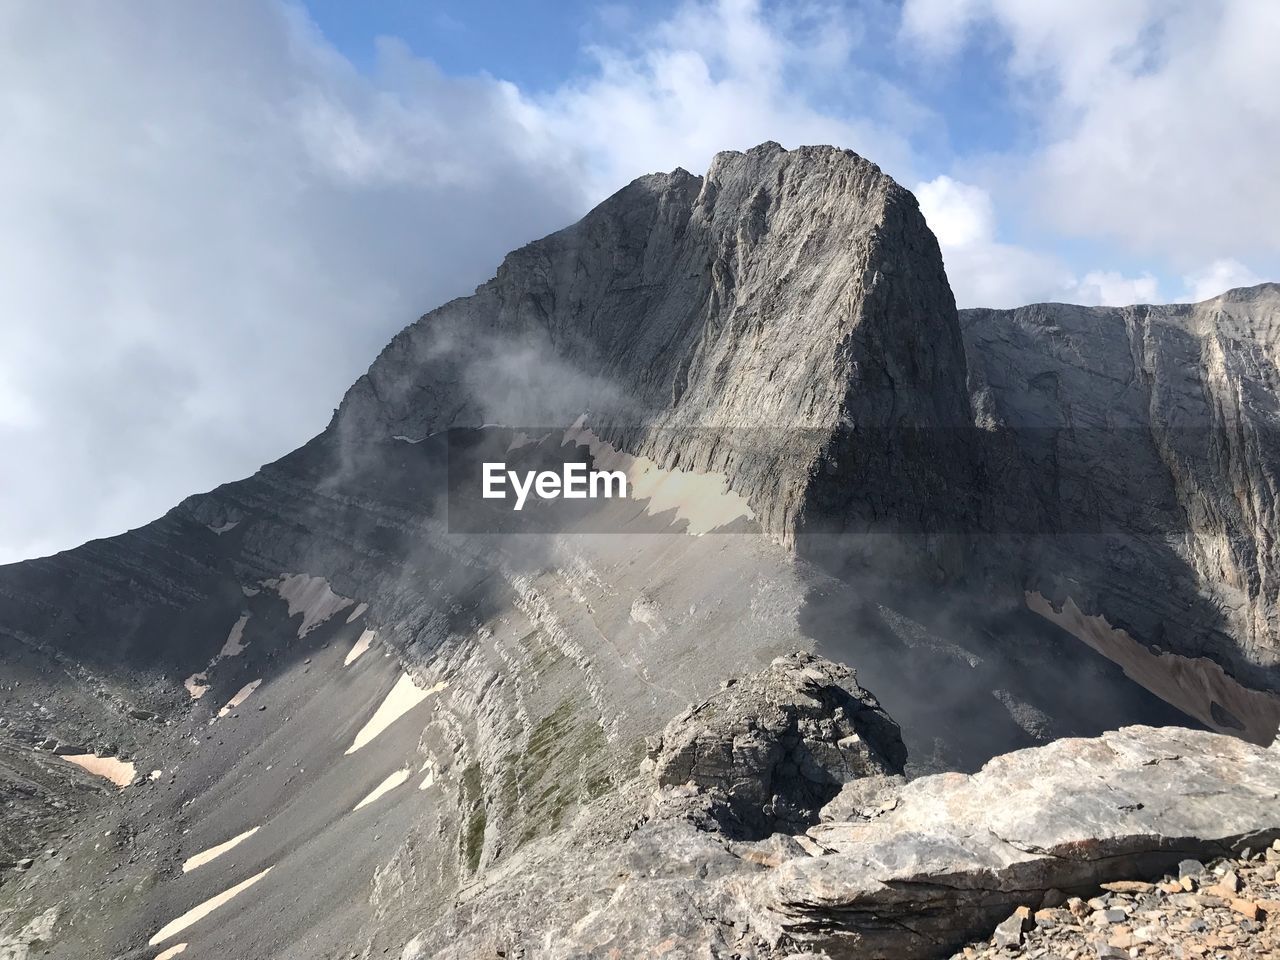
[408,670,1280,960]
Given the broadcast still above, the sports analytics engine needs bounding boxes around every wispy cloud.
[0,1,587,562]
[915,175,1159,307]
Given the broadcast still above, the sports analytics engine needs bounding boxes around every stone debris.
[954,841,1280,960]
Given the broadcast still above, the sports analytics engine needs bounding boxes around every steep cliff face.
[961,285,1280,736]
[333,141,972,544]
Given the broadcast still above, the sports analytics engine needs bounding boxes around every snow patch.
[345,629,375,666]
[182,827,259,873]
[263,574,354,638]
[345,673,447,754]
[418,759,437,791]
[1026,591,1280,744]
[181,612,250,700]
[148,867,272,945]
[345,602,368,624]
[155,945,188,960]
[217,679,262,718]
[61,754,135,788]
[218,614,250,658]
[564,418,754,535]
[207,521,238,535]
[183,673,209,700]
[353,768,412,810]
[506,430,549,454]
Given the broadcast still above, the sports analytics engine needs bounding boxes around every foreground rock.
[765,726,1280,958]
[647,652,907,837]
[412,654,906,959]
[409,678,1280,960]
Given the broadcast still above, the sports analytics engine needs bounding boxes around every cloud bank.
[0,2,585,562]
[903,0,1279,304]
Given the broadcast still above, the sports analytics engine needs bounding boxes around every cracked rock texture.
[770,725,1280,958]
[647,652,906,837]
[961,287,1280,738]
[953,844,1280,960]
[406,679,1280,960]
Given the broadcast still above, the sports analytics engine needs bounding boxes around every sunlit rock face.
[332,141,975,549]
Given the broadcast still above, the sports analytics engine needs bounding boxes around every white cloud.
[1182,258,1262,303]
[902,1,1280,274]
[525,0,920,201]
[0,1,588,563]
[915,175,996,247]
[1075,271,1167,308]
[915,176,1160,308]
[1073,271,1160,308]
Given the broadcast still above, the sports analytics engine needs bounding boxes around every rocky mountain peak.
[332,140,969,542]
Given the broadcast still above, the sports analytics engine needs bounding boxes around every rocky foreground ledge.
[763,724,1280,958]
[406,655,1280,959]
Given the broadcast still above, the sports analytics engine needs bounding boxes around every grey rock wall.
[962,285,1280,706]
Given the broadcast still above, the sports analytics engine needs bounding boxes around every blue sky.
[0,0,1277,562]
[307,0,1023,162]
[297,0,1274,304]
[305,0,634,90]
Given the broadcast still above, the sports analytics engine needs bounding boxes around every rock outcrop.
[647,652,906,837]
[407,672,1280,960]
[766,725,1280,958]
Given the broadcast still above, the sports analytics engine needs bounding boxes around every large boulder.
[647,651,907,837]
[402,677,1280,960]
[763,725,1280,958]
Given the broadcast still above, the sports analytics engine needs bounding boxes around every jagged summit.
[334,140,968,542]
